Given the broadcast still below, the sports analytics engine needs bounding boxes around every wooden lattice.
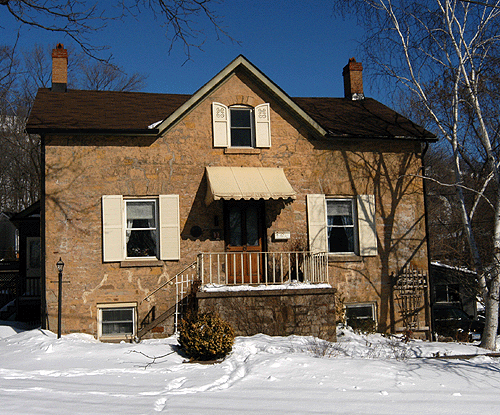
[393,267,428,331]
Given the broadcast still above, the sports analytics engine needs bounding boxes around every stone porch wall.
[197,287,337,342]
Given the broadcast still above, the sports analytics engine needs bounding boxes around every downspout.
[421,141,433,340]
[40,133,47,330]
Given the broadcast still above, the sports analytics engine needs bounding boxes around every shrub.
[335,292,346,325]
[178,312,234,361]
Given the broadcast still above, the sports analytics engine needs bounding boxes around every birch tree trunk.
[338,0,500,349]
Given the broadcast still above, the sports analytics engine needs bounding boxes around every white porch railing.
[197,251,328,286]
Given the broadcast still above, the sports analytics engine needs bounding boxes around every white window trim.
[124,198,159,260]
[97,302,137,341]
[326,197,358,255]
[229,105,255,148]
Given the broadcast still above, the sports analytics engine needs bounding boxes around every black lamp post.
[56,258,64,339]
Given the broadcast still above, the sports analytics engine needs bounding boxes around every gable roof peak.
[155,55,327,137]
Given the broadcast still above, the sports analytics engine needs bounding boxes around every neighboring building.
[430,262,478,317]
[0,202,40,323]
[0,211,18,260]
[26,44,436,341]
[10,202,41,323]
[0,211,19,321]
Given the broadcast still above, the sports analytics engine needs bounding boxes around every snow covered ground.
[1,322,500,415]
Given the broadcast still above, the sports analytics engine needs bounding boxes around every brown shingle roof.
[293,97,434,140]
[27,88,435,141]
[27,89,190,133]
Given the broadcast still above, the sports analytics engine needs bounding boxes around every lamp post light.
[56,258,64,339]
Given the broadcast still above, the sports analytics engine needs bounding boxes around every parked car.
[432,304,484,341]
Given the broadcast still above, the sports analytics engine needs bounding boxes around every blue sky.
[2,1,372,100]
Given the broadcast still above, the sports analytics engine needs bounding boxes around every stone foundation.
[197,287,337,342]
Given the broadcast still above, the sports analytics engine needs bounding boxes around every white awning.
[205,166,297,205]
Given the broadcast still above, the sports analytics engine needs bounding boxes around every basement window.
[98,303,137,340]
[345,302,377,330]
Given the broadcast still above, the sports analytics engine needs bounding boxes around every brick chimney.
[51,43,68,92]
[343,58,364,100]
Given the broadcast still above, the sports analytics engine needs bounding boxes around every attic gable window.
[230,106,253,147]
[212,102,271,148]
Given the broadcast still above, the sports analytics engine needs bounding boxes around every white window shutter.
[159,195,180,260]
[357,195,378,256]
[212,102,229,147]
[102,195,124,262]
[255,103,271,148]
[307,194,327,253]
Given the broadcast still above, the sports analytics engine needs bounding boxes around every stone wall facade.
[42,69,430,340]
[197,288,337,341]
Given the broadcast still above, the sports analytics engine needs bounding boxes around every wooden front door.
[225,201,264,283]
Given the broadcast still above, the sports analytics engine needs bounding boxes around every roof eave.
[325,133,437,142]
[26,127,159,136]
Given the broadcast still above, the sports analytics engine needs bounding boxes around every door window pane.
[246,205,259,246]
[227,203,261,248]
[229,208,242,246]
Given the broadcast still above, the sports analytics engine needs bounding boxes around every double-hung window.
[125,199,158,258]
[327,199,356,254]
[230,106,254,147]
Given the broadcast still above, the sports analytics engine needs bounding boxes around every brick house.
[27,45,436,341]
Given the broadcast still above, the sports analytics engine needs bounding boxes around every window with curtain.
[125,200,158,258]
[326,199,356,253]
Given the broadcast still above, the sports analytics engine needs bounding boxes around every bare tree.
[0,108,40,213]
[1,1,227,60]
[337,0,500,349]
[0,43,147,214]
[79,61,147,91]
[16,44,147,94]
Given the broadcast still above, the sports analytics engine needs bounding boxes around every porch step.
[137,304,177,339]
